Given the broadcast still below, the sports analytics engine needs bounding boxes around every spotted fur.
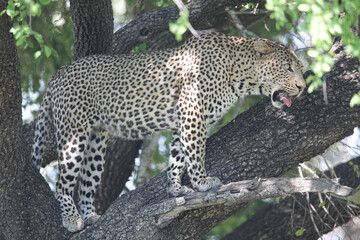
[31,32,306,232]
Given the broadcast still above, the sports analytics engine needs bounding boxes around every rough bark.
[134,177,354,229]
[70,0,113,60]
[112,0,267,54]
[72,35,360,239]
[222,157,360,240]
[0,1,68,239]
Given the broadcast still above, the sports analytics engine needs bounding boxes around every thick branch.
[112,0,266,54]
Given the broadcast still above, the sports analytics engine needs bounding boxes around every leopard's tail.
[31,91,53,170]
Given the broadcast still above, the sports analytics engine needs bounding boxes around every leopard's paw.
[168,184,194,197]
[62,214,84,232]
[84,212,100,226]
[194,177,222,192]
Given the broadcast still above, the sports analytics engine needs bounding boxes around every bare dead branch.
[172,0,200,38]
[226,8,259,38]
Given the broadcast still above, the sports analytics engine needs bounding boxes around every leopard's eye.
[285,64,293,72]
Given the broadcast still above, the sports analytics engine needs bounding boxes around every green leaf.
[311,4,322,14]
[322,62,331,72]
[34,50,41,59]
[287,9,298,23]
[43,45,52,58]
[131,43,147,53]
[332,24,342,34]
[7,1,15,12]
[295,228,306,237]
[307,49,319,58]
[169,9,189,42]
[16,10,27,21]
[298,3,310,12]
[6,7,19,19]
[350,92,360,107]
[40,0,51,6]
[26,40,34,48]
[16,35,27,47]
[286,23,292,31]
[33,32,44,44]
[318,201,325,207]
[12,25,23,40]
[31,3,42,16]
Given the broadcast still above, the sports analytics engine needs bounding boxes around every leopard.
[31,32,306,232]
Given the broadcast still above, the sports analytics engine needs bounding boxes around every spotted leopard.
[31,32,306,232]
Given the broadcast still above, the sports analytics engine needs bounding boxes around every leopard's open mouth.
[272,90,292,107]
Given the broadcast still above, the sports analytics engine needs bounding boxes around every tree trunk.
[0,1,68,239]
[70,0,113,60]
[73,34,360,239]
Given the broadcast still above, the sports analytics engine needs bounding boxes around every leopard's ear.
[254,41,274,54]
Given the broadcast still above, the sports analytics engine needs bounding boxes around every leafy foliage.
[2,0,73,116]
[2,0,58,66]
[266,0,360,106]
[169,9,189,41]
[131,42,147,53]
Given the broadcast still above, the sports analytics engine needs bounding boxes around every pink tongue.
[281,96,292,107]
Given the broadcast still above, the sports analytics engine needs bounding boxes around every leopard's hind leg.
[56,129,88,232]
[78,130,109,226]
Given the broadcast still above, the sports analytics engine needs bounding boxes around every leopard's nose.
[296,84,304,92]
[296,84,305,97]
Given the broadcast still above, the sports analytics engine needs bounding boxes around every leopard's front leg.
[172,93,222,194]
[167,132,195,196]
[179,118,222,192]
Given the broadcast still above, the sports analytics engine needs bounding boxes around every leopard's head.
[253,40,306,109]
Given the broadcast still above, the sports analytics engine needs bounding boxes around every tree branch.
[222,157,360,240]
[156,178,354,228]
[112,0,267,54]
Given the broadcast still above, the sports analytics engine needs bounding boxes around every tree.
[0,0,67,239]
[0,0,359,239]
